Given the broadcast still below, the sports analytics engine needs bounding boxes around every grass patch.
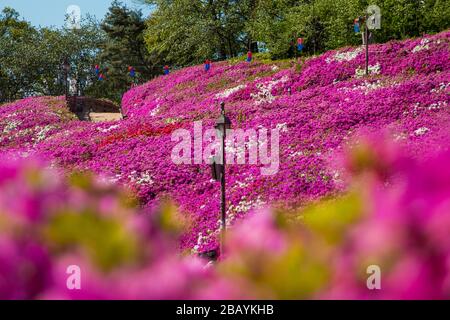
[175,80,197,91]
[206,77,233,91]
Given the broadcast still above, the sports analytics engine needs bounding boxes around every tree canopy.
[1,0,449,104]
[96,0,159,102]
[0,8,105,103]
[143,0,450,62]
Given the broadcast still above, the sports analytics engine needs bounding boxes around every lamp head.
[215,102,231,135]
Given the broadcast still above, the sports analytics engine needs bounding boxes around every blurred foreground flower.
[215,138,450,299]
[0,137,449,299]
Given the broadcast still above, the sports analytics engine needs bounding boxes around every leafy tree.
[37,16,105,97]
[2,0,449,104]
[0,8,105,103]
[250,0,450,58]
[144,0,254,66]
[247,0,361,58]
[97,1,157,102]
[420,0,450,34]
[370,0,450,41]
[0,8,41,102]
[142,0,450,63]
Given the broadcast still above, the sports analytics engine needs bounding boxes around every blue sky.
[0,0,151,27]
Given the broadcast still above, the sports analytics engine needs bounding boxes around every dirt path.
[90,113,123,122]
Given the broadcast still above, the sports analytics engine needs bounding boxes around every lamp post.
[355,15,372,76]
[363,16,369,76]
[211,102,231,256]
[62,58,70,103]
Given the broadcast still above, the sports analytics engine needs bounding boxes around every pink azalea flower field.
[0,31,449,299]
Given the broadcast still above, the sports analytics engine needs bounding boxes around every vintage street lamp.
[211,101,232,255]
[361,16,370,76]
[354,16,369,75]
[355,13,378,76]
[62,58,70,102]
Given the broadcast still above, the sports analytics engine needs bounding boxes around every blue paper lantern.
[128,66,136,77]
[297,38,304,52]
[354,19,360,33]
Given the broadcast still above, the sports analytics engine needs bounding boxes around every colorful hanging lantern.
[164,65,170,75]
[205,60,211,71]
[354,19,360,33]
[128,66,136,78]
[297,37,304,52]
[98,73,104,81]
[94,65,100,75]
[247,51,252,62]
